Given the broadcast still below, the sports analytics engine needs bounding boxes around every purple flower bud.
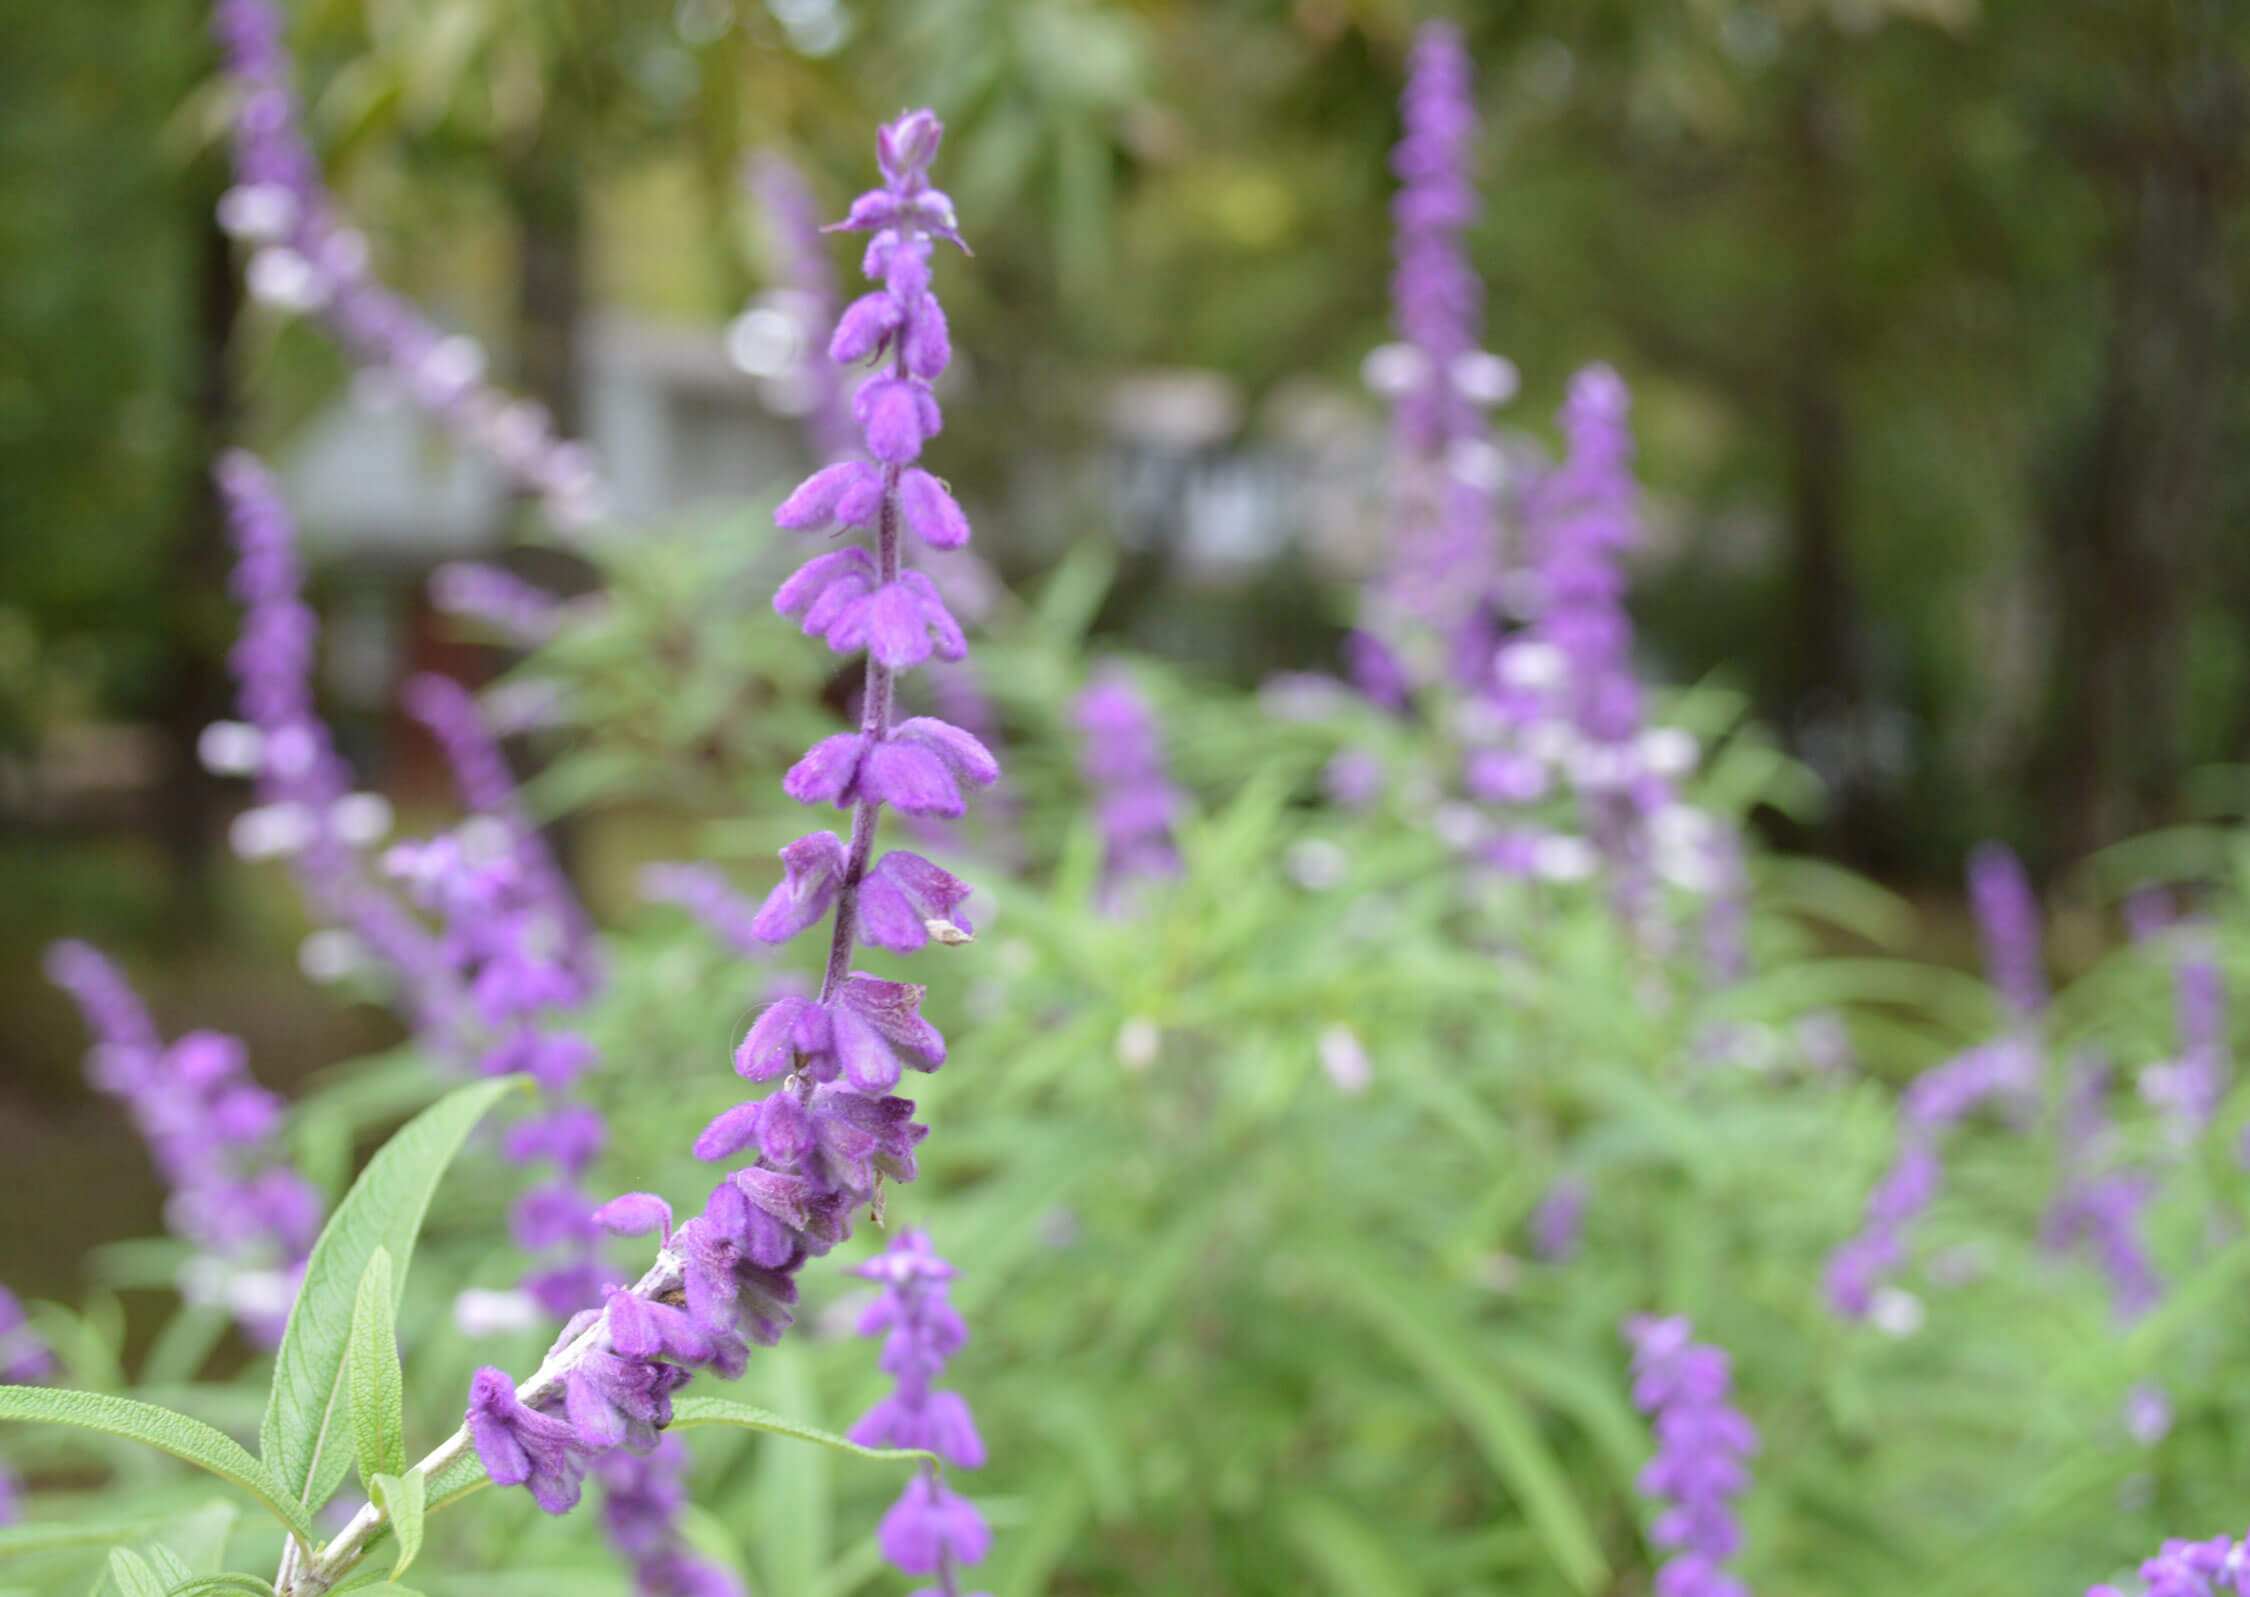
[591,1192,672,1242]
[898,468,971,550]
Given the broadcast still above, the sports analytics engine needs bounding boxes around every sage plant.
[1625,1315,1758,1597]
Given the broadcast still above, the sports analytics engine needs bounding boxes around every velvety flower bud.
[591,1192,673,1242]
[774,461,886,532]
[830,291,905,364]
[736,995,832,1080]
[898,468,971,549]
[856,375,942,464]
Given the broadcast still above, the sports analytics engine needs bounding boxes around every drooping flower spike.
[44,941,320,1345]
[211,0,605,530]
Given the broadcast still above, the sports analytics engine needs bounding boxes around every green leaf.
[106,1550,164,1597]
[347,1249,406,1487]
[370,1471,425,1579]
[260,1075,528,1516]
[0,1387,313,1542]
[667,1396,937,1469]
[164,1580,282,1597]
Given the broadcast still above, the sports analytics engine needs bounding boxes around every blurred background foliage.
[5,0,2249,881]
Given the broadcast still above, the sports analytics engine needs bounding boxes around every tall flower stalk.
[275,106,988,1597]
[1365,22,1514,674]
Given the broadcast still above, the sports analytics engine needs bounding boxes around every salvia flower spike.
[852,1231,991,1592]
[1625,1316,1758,1597]
[45,941,320,1345]
[413,112,985,1589]
[1367,21,1513,661]
[1075,668,1186,913]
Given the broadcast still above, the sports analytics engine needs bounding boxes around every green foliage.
[260,1075,526,1517]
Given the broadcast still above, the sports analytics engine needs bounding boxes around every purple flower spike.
[1074,669,1185,912]
[852,1231,990,1588]
[47,940,320,1343]
[1370,23,1508,649]
[212,1,606,528]
[437,108,987,1577]
[1625,1317,1757,1597]
[1967,842,2047,1023]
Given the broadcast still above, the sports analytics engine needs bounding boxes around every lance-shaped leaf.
[260,1075,528,1515]
[165,1579,290,1597]
[348,1248,405,1487]
[0,1387,312,1542]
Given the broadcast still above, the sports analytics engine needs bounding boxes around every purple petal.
[902,296,950,379]
[866,581,935,669]
[861,740,963,818]
[776,548,875,619]
[892,716,999,788]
